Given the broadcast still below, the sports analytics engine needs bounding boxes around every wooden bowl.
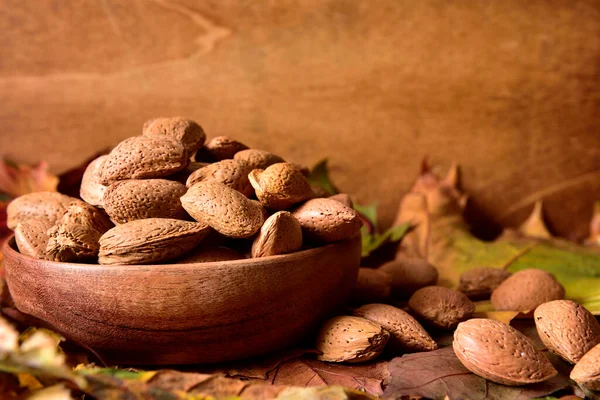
[3,235,360,365]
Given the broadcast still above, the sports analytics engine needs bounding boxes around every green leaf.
[307,159,338,196]
[361,223,411,258]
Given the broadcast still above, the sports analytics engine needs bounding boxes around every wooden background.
[1,0,599,239]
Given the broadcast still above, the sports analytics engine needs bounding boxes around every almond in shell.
[185,159,254,197]
[315,316,389,363]
[197,136,248,162]
[103,179,189,224]
[292,198,362,243]
[99,218,210,265]
[14,220,53,259]
[570,343,600,390]
[143,117,206,158]
[453,318,558,386]
[80,155,108,207]
[233,149,285,170]
[249,163,314,210]
[352,303,437,353]
[99,135,188,184]
[251,211,302,257]
[491,269,565,312]
[379,256,438,298]
[7,192,83,229]
[181,181,265,239]
[458,267,512,300]
[408,286,475,329]
[534,300,600,364]
[350,268,392,304]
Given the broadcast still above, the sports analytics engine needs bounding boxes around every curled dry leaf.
[379,256,438,298]
[352,303,437,353]
[251,211,302,258]
[249,163,314,210]
[457,267,512,300]
[98,218,210,265]
[408,286,475,329]
[46,202,113,262]
[185,159,254,197]
[99,135,188,184]
[350,268,392,304]
[315,316,389,363]
[181,181,265,239]
[103,179,189,224]
[79,155,108,208]
[233,149,285,170]
[570,342,600,390]
[292,198,362,243]
[198,136,248,162]
[491,269,565,312]
[6,192,80,230]
[142,117,206,158]
[534,300,600,364]
[14,220,53,259]
[453,319,557,386]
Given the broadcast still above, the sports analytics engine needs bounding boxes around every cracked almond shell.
[180,181,265,239]
[197,136,248,161]
[14,220,53,259]
[408,286,475,329]
[251,211,302,257]
[315,315,389,363]
[99,135,188,184]
[249,163,314,210]
[185,159,254,197]
[80,155,108,208]
[534,300,600,364]
[491,269,565,312]
[142,117,206,158]
[103,179,189,224]
[233,149,285,170]
[99,218,210,265]
[453,318,558,386]
[46,202,114,262]
[352,303,437,353]
[570,343,600,390]
[458,267,512,299]
[292,198,362,243]
[7,192,84,230]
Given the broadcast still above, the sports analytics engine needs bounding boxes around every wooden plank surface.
[1,0,599,239]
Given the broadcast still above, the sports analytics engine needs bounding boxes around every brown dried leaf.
[0,159,58,198]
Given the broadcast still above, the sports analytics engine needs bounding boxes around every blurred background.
[1,0,599,239]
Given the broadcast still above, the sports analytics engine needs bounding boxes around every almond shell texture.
[408,286,475,329]
[292,198,362,243]
[80,155,108,207]
[379,256,438,298]
[570,343,600,390]
[142,117,206,158]
[491,269,565,312]
[14,219,53,259]
[458,267,512,299]
[251,211,303,257]
[249,163,315,210]
[7,192,84,229]
[197,136,248,162]
[233,149,285,170]
[185,159,254,197]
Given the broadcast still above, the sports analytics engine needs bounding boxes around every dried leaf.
[269,358,389,397]
[384,347,569,400]
[276,385,376,399]
[218,348,318,380]
[0,159,58,198]
[519,201,552,239]
[472,310,520,325]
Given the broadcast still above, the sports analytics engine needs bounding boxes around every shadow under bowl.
[3,235,360,365]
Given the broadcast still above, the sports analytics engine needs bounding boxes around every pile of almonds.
[8,117,363,265]
[315,265,600,391]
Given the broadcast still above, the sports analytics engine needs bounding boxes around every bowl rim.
[2,233,359,272]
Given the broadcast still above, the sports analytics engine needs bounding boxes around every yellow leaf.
[17,372,43,391]
[472,311,520,325]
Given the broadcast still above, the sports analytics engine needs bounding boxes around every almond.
[328,193,354,208]
[352,303,437,353]
[185,159,254,197]
[453,318,558,386]
[315,316,389,363]
[142,117,206,158]
[99,218,210,265]
[351,268,392,304]
[197,136,248,162]
[534,300,600,364]
[7,192,83,229]
[458,267,512,300]
[99,135,188,184]
[570,343,600,390]
[178,246,244,263]
[80,155,108,207]
[103,179,189,224]
[408,286,475,329]
[292,198,362,243]
[169,162,210,184]
[46,202,113,262]
[251,211,302,257]
[233,149,285,170]
[180,181,265,239]
[491,269,565,312]
[14,220,53,259]
[379,256,438,298]
[249,163,314,210]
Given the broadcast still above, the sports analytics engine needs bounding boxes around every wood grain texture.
[1,0,599,238]
[3,235,361,365]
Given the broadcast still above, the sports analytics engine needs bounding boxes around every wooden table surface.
[2,0,599,239]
